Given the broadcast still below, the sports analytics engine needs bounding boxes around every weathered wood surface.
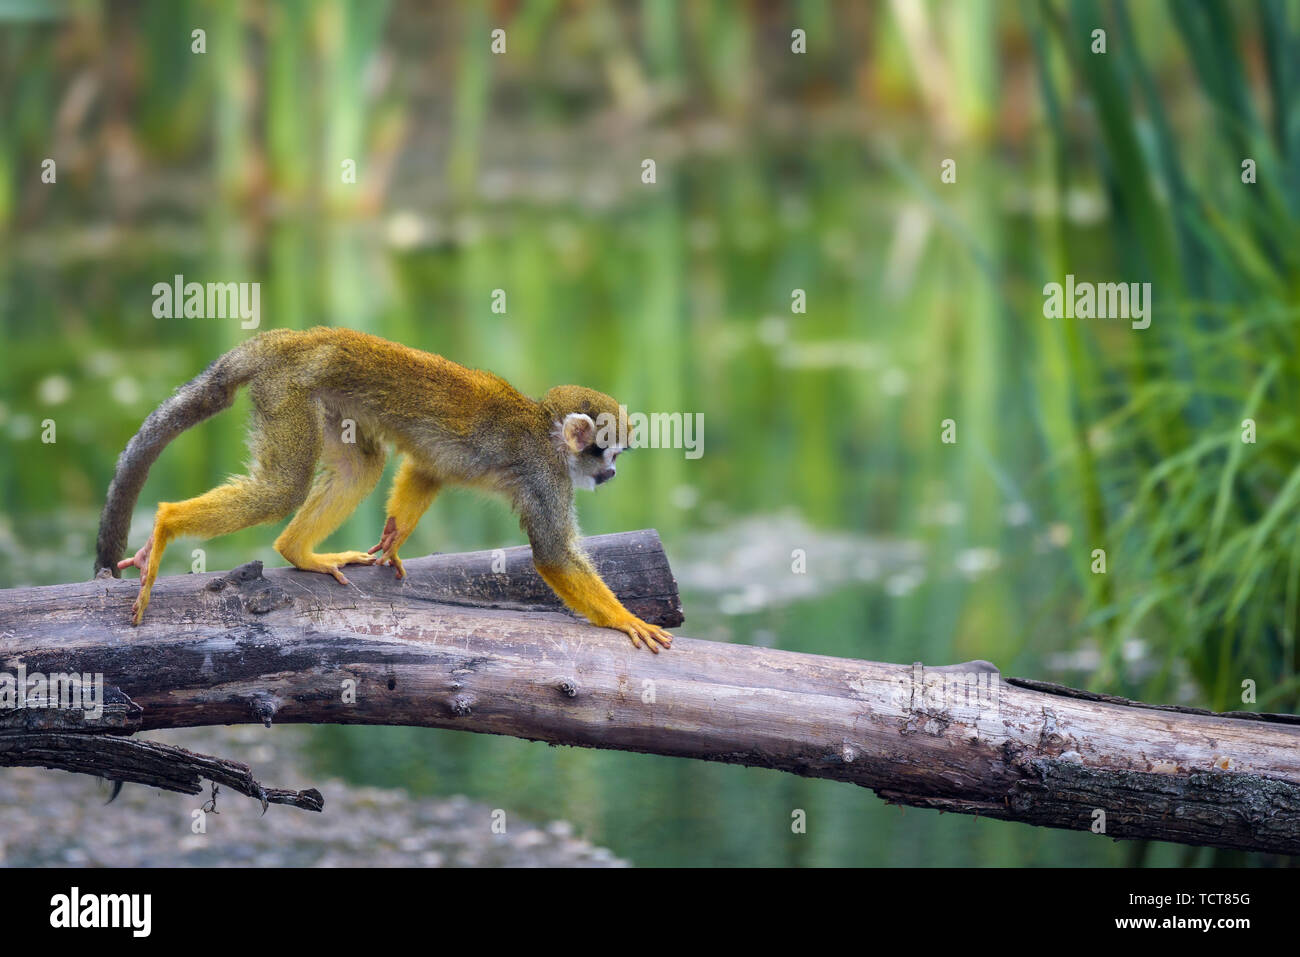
[1,527,1299,853]
[79,528,684,628]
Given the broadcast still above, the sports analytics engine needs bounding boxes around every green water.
[3,1,1291,866]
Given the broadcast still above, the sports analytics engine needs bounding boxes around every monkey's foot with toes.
[281,550,377,585]
[612,614,673,654]
[117,533,157,625]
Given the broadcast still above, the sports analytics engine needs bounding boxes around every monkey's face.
[558,412,628,491]
[546,386,631,492]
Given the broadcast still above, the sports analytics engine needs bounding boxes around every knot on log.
[249,694,280,728]
[205,560,265,591]
[201,562,292,614]
[244,586,293,615]
[225,561,266,584]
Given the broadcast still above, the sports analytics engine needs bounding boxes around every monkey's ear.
[562,413,596,453]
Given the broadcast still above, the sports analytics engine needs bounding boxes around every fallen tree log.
[1,527,1298,854]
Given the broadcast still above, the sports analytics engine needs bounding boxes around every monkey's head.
[543,385,633,492]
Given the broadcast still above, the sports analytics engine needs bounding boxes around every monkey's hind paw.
[130,592,149,626]
[116,534,154,576]
[372,551,407,580]
[131,575,160,626]
[290,551,376,586]
[118,535,157,626]
[618,616,673,654]
[367,518,408,579]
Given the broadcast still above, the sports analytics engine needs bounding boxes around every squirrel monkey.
[94,327,672,653]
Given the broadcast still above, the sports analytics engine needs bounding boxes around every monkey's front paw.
[615,615,673,654]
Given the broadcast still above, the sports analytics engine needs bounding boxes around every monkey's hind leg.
[120,391,322,625]
[121,474,317,624]
[274,417,386,584]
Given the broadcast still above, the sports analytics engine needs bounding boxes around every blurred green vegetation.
[2,0,1297,866]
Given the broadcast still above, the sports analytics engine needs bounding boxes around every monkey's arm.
[369,458,442,579]
[520,493,672,653]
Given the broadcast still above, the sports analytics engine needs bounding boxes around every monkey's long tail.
[93,341,262,578]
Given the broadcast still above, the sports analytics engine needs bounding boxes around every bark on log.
[1,528,1298,854]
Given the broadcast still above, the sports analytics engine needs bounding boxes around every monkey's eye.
[583,444,605,458]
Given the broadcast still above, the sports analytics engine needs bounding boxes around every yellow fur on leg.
[275,446,386,585]
[129,523,171,625]
[127,480,287,624]
[535,561,673,653]
[369,459,441,579]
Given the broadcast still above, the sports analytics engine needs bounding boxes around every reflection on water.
[674,512,924,613]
